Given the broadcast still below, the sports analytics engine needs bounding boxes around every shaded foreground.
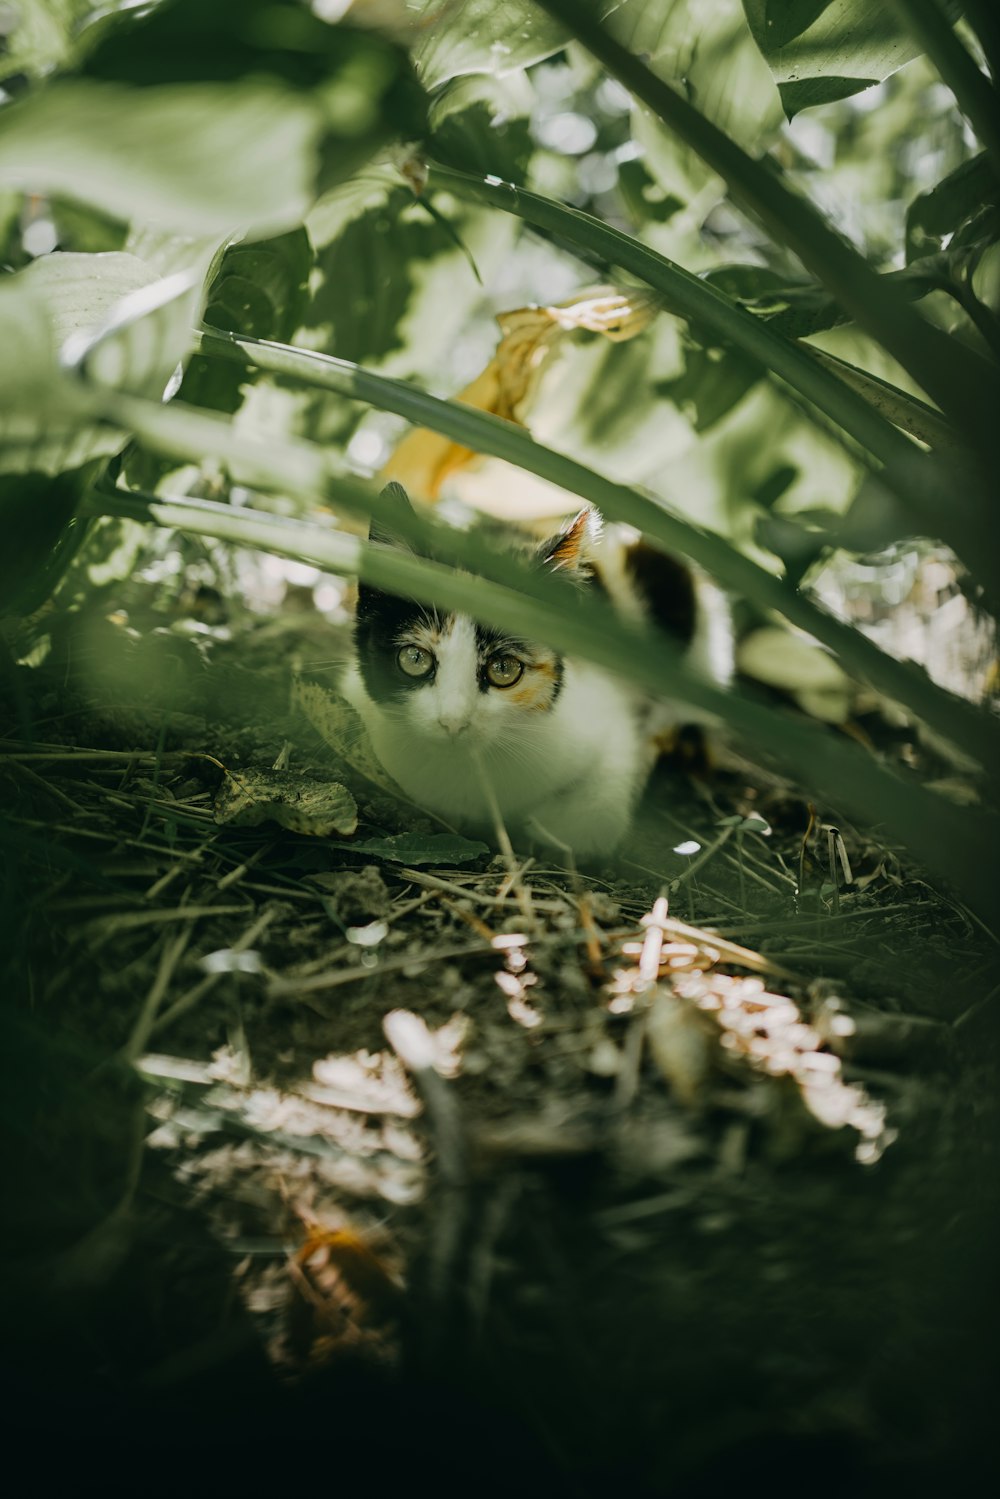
[1,603,997,1495]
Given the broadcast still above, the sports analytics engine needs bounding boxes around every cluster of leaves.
[1,0,999,911]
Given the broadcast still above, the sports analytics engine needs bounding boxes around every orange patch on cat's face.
[503,656,559,711]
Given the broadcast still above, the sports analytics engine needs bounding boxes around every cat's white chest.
[341,660,645,856]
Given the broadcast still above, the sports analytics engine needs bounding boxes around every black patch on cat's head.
[356,485,438,702]
[624,539,697,646]
[366,480,419,550]
[355,590,438,704]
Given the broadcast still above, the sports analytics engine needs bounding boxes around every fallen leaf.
[351,832,491,865]
[293,677,410,800]
[214,767,358,836]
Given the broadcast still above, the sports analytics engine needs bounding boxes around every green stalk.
[888,0,1000,176]
[83,479,998,922]
[195,327,1000,770]
[530,0,1000,452]
[799,346,967,455]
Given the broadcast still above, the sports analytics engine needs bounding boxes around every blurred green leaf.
[0,1,428,238]
[0,0,92,82]
[753,508,830,584]
[742,0,924,117]
[623,0,783,202]
[528,319,694,486]
[0,464,97,615]
[656,339,763,432]
[751,463,798,510]
[0,256,126,475]
[181,228,313,415]
[0,79,323,237]
[412,0,567,90]
[302,170,514,386]
[428,71,535,184]
[906,151,999,261]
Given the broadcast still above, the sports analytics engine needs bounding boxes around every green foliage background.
[1,0,998,909]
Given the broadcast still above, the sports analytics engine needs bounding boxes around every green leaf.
[742,0,924,118]
[753,509,830,585]
[906,151,998,261]
[181,228,313,415]
[0,0,92,80]
[0,465,97,615]
[350,833,491,866]
[0,79,322,237]
[0,257,126,475]
[428,71,535,184]
[302,171,516,384]
[622,0,784,202]
[412,0,567,90]
[0,245,221,482]
[655,339,763,432]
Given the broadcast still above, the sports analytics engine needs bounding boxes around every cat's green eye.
[397,645,434,678]
[485,654,524,688]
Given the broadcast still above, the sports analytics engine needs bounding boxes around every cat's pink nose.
[437,714,468,736]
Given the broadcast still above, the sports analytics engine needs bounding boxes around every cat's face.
[353,500,603,752]
[353,597,564,751]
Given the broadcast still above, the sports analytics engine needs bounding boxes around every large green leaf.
[0,1,428,237]
[742,0,924,117]
[618,0,784,203]
[180,228,314,416]
[0,246,211,475]
[412,0,567,91]
[0,79,323,236]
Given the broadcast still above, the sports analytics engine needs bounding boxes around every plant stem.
[195,327,1000,770]
[531,0,1000,454]
[888,0,1000,177]
[798,346,966,454]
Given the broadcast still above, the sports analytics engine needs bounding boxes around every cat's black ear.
[539,506,602,575]
[368,480,417,548]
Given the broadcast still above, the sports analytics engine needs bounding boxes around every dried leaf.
[214,767,358,836]
[293,677,410,800]
[381,286,658,501]
[646,990,713,1107]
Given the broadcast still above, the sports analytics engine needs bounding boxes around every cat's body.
[342,492,732,857]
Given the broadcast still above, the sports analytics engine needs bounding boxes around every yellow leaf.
[381,286,658,501]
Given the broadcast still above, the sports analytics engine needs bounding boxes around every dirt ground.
[2,576,997,1495]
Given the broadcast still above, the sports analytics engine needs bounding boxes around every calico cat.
[342,485,732,856]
